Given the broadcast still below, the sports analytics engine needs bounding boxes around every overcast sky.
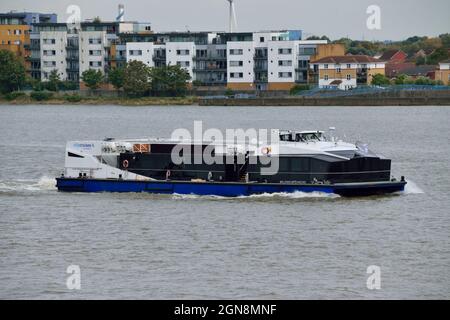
[1,0,449,40]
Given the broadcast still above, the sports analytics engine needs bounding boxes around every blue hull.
[56,178,406,197]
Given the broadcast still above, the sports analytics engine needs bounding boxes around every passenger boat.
[56,129,406,197]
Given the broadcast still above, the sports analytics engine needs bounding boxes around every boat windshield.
[296,132,324,142]
[279,131,324,142]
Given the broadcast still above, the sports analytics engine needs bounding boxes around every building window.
[324,75,329,80]
[89,50,102,56]
[230,72,243,78]
[278,72,292,78]
[278,60,292,67]
[129,50,142,56]
[324,64,328,69]
[230,61,243,67]
[176,49,190,55]
[43,61,56,67]
[336,66,341,73]
[347,64,351,69]
[229,49,243,55]
[177,61,190,67]
[89,38,102,44]
[278,48,292,55]
[298,60,309,68]
[346,74,351,80]
[260,37,265,43]
[43,50,56,56]
[89,61,102,67]
[43,39,56,45]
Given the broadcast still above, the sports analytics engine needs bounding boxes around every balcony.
[254,54,268,60]
[105,56,126,62]
[193,55,227,61]
[152,55,166,61]
[66,67,79,72]
[254,66,268,72]
[193,66,227,73]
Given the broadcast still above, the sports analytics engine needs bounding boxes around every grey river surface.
[0,105,449,299]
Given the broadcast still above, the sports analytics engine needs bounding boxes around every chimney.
[117,4,125,22]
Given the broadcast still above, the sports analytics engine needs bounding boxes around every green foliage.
[64,94,83,103]
[59,81,79,91]
[414,76,435,85]
[123,60,151,97]
[393,74,442,86]
[225,88,234,97]
[393,74,410,85]
[307,35,330,42]
[192,80,202,87]
[371,74,391,86]
[108,67,125,90]
[150,65,191,97]
[439,33,450,48]
[426,47,449,65]
[4,91,26,101]
[81,69,104,91]
[46,70,61,91]
[290,84,310,95]
[0,50,26,94]
[30,91,53,101]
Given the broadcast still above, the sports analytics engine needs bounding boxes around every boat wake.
[0,176,57,193]
[403,180,424,194]
[172,191,340,201]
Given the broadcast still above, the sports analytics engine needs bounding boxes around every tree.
[371,74,391,86]
[150,65,191,96]
[426,47,449,65]
[394,74,410,85]
[439,33,450,48]
[0,50,26,94]
[108,67,125,90]
[81,69,104,91]
[47,69,61,91]
[123,60,151,97]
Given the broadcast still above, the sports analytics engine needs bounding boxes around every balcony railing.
[193,66,227,72]
[254,54,268,60]
[193,55,227,61]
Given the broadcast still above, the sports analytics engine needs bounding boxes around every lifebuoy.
[122,159,129,169]
[261,147,272,155]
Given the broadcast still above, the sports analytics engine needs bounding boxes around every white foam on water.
[0,176,57,192]
[403,180,425,195]
[241,191,340,199]
[172,191,340,200]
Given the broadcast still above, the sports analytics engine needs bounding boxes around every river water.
[0,105,448,299]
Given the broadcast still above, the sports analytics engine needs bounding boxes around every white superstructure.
[62,129,361,181]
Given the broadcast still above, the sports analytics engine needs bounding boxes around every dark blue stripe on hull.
[56,178,406,197]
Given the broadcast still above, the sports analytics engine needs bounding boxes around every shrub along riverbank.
[0,92,198,106]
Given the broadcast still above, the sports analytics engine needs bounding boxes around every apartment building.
[435,60,450,85]
[0,12,56,74]
[25,23,354,91]
[29,21,151,82]
[312,55,386,90]
[125,30,344,91]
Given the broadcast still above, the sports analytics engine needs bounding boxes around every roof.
[329,80,342,85]
[400,65,437,76]
[385,62,416,77]
[379,49,404,61]
[312,55,384,64]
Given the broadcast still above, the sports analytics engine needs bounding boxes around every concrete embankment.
[199,96,450,106]
[199,90,450,106]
